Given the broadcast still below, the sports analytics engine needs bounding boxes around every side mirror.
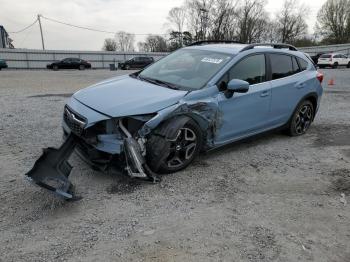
[227,79,249,93]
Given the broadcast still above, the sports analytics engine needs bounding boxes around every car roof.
[184,44,248,54]
[322,53,344,56]
[184,43,303,56]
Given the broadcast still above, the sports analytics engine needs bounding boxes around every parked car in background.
[47,58,91,70]
[26,42,324,199]
[0,59,8,70]
[317,53,350,68]
[119,56,154,70]
[310,52,324,64]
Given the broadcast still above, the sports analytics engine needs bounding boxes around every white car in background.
[317,53,350,68]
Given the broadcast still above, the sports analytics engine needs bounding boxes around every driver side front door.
[215,54,272,145]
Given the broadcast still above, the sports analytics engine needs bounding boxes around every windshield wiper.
[138,75,179,90]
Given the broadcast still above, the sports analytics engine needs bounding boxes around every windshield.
[139,49,233,91]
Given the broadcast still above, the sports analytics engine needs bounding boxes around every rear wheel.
[125,65,130,70]
[146,119,203,173]
[287,100,314,136]
[347,62,350,68]
[333,62,338,69]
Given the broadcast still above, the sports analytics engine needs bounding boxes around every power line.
[41,15,116,34]
[8,19,38,33]
[41,15,167,36]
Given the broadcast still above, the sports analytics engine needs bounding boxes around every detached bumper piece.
[124,137,160,183]
[25,134,77,199]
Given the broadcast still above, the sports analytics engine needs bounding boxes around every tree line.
[102,0,350,52]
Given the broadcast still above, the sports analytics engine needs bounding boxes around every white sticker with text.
[201,57,223,64]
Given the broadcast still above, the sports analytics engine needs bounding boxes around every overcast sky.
[0,0,327,51]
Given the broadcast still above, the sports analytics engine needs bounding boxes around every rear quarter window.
[320,54,331,58]
[297,57,308,71]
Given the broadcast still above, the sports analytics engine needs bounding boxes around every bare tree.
[235,0,269,43]
[274,0,308,43]
[209,0,237,40]
[138,35,168,52]
[167,7,187,33]
[316,0,350,44]
[166,7,187,46]
[185,0,214,41]
[115,31,135,52]
[102,38,117,51]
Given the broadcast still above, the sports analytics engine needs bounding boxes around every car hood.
[73,75,188,117]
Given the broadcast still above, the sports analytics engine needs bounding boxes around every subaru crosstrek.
[26,42,324,199]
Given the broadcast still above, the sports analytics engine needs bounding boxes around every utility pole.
[37,14,45,50]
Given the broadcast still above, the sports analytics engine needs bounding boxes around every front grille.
[63,106,87,135]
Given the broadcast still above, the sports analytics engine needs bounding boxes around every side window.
[297,57,308,71]
[270,54,295,80]
[228,54,266,85]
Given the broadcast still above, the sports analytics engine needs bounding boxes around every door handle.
[296,83,306,89]
[260,91,269,97]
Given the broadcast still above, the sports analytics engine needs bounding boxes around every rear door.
[61,58,72,69]
[340,54,348,65]
[268,53,311,125]
[215,53,272,143]
[71,58,81,69]
[133,57,142,68]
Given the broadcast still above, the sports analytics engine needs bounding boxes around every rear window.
[320,54,331,58]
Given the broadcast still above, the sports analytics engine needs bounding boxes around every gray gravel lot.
[0,69,349,262]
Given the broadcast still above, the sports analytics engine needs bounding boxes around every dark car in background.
[47,58,91,70]
[119,56,154,70]
[0,59,8,70]
[310,53,324,64]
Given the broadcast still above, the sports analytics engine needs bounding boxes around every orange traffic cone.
[328,78,335,86]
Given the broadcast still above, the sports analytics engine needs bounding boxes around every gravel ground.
[0,69,349,262]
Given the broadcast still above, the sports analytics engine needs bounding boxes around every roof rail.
[189,40,243,46]
[240,43,298,52]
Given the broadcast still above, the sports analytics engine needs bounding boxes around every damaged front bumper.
[26,104,159,199]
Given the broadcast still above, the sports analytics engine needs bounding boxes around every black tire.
[146,119,203,174]
[79,65,85,70]
[347,62,350,68]
[318,65,324,69]
[53,65,59,71]
[287,100,314,136]
[332,62,338,69]
[125,65,130,70]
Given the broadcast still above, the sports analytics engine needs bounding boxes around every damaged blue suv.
[26,41,323,199]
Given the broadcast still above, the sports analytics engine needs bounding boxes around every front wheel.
[332,62,338,69]
[347,62,350,68]
[287,100,314,136]
[125,65,130,70]
[79,65,85,70]
[53,65,59,71]
[146,119,203,173]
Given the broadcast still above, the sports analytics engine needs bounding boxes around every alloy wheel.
[294,104,313,135]
[166,127,197,168]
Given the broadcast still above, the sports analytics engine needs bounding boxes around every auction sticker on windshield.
[201,57,224,64]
